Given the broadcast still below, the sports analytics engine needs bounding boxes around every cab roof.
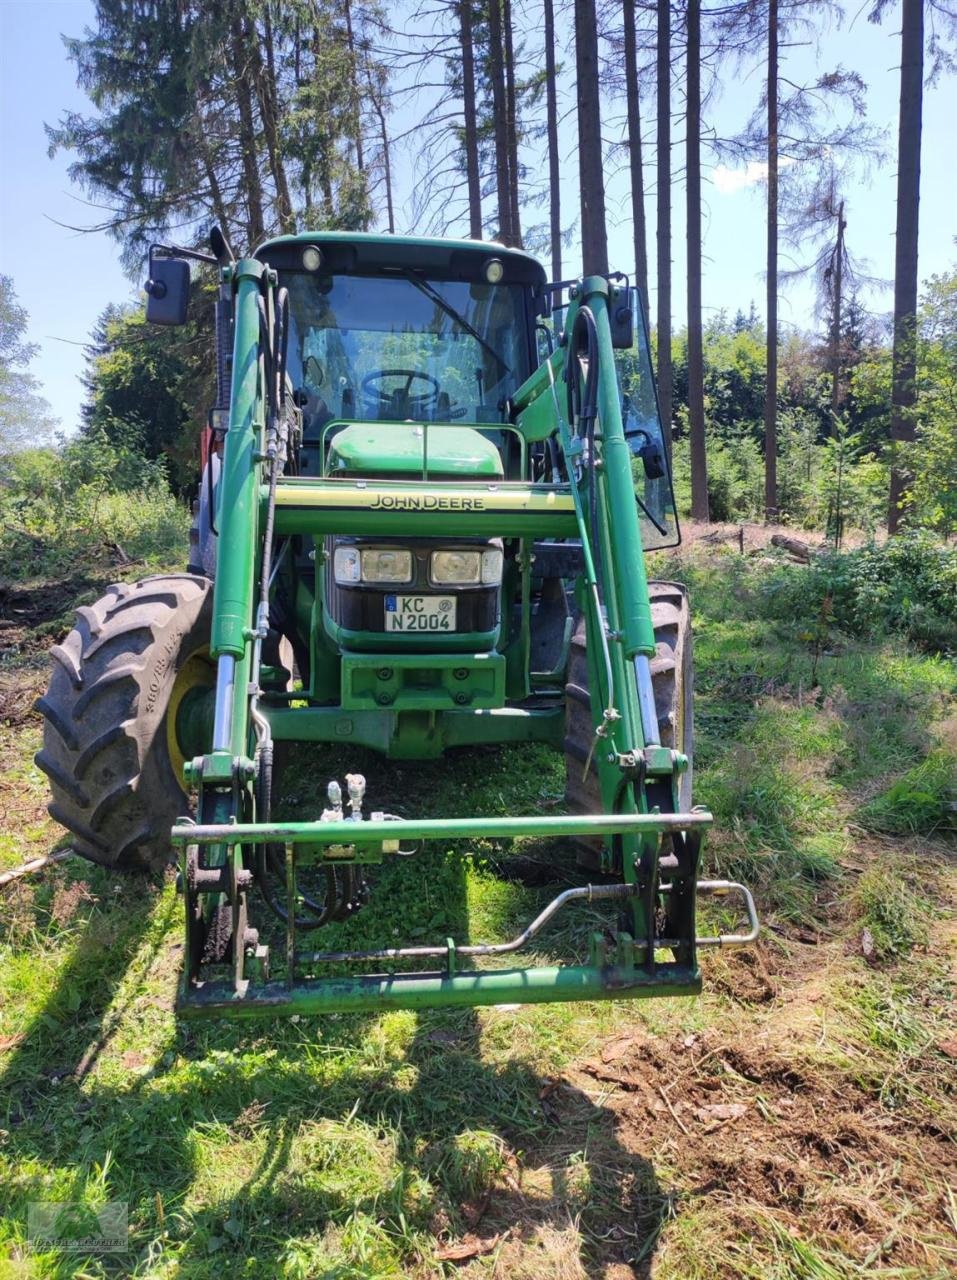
[255,231,547,288]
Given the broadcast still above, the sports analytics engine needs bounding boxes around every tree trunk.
[250,5,295,234]
[487,0,512,244]
[764,0,779,520]
[460,0,483,238]
[575,0,609,275]
[503,0,523,247]
[343,0,366,173]
[888,0,923,533]
[656,0,673,455]
[686,0,708,522]
[230,15,266,244]
[830,199,845,420]
[623,0,648,304]
[544,0,561,279]
[373,90,396,234]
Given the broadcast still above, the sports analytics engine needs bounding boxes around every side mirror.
[145,255,190,326]
[609,285,636,350]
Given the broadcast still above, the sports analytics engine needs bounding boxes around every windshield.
[615,289,681,551]
[282,272,529,425]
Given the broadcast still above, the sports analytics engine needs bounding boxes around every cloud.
[713,158,796,194]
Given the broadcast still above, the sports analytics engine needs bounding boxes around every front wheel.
[35,574,214,874]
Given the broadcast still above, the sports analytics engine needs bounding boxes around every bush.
[0,430,188,581]
[761,534,957,652]
[671,431,764,522]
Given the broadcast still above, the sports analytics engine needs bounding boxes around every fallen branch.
[770,534,818,563]
[0,849,73,890]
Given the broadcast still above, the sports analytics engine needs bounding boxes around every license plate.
[384,594,457,632]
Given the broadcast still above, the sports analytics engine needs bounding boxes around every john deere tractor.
[36,229,756,1017]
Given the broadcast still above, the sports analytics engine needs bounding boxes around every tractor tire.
[564,580,694,827]
[35,574,214,875]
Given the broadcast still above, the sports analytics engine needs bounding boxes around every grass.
[1,543,955,1277]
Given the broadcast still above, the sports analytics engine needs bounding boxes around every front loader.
[36,230,757,1018]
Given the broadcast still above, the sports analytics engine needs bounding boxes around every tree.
[459,0,484,238]
[910,265,957,536]
[884,0,923,532]
[81,299,212,494]
[48,1,379,270]
[622,0,649,302]
[656,0,673,452]
[0,276,56,455]
[686,0,709,520]
[544,0,562,278]
[764,0,779,518]
[575,0,610,274]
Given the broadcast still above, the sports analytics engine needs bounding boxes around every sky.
[0,0,954,436]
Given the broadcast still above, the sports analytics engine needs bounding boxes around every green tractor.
[36,230,757,1017]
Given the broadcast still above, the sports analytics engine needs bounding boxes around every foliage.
[0,275,57,455]
[0,431,188,580]
[47,0,383,267]
[857,751,956,836]
[909,268,957,536]
[81,297,213,495]
[761,533,957,651]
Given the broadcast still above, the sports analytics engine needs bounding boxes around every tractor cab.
[256,234,548,662]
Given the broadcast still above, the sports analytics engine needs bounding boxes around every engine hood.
[327,423,504,480]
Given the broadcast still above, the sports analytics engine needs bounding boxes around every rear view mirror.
[609,285,636,350]
[145,255,190,325]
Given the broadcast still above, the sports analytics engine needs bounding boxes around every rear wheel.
[35,574,214,875]
[564,581,694,837]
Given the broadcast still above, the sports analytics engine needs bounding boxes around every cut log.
[770,534,816,562]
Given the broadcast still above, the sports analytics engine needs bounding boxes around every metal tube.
[172,809,712,847]
[211,258,265,660]
[300,882,637,965]
[178,963,701,1019]
[585,280,657,660]
[211,654,236,752]
[633,654,660,746]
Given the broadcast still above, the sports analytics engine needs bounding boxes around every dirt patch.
[0,572,115,658]
[566,1023,955,1270]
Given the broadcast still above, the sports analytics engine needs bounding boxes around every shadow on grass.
[1,743,671,1278]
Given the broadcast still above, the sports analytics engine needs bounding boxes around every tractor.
[35,229,757,1018]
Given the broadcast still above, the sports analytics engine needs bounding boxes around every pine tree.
[576,0,609,274]
[686,0,709,520]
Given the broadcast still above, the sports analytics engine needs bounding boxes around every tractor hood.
[327,423,504,480]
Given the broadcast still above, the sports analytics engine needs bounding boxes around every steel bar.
[299,882,636,965]
[694,879,760,947]
[179,963,702,1019]
[172,809,713,847]
[210,653,236,752]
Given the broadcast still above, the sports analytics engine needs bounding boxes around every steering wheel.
[362,368,440,419]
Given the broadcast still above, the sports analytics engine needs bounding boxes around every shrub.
[761,534,957,652]
[0,430,188,580]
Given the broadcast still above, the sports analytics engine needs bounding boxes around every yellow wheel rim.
[166,646,216,786]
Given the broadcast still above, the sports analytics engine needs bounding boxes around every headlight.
[333,546,412,584]
[333,546,361,584]
[431,550,481,585]
[430,548,504,586]
[481,547,504,585]
[361,548,413,584]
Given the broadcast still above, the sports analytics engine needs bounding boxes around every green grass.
[1,545,955,1277]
